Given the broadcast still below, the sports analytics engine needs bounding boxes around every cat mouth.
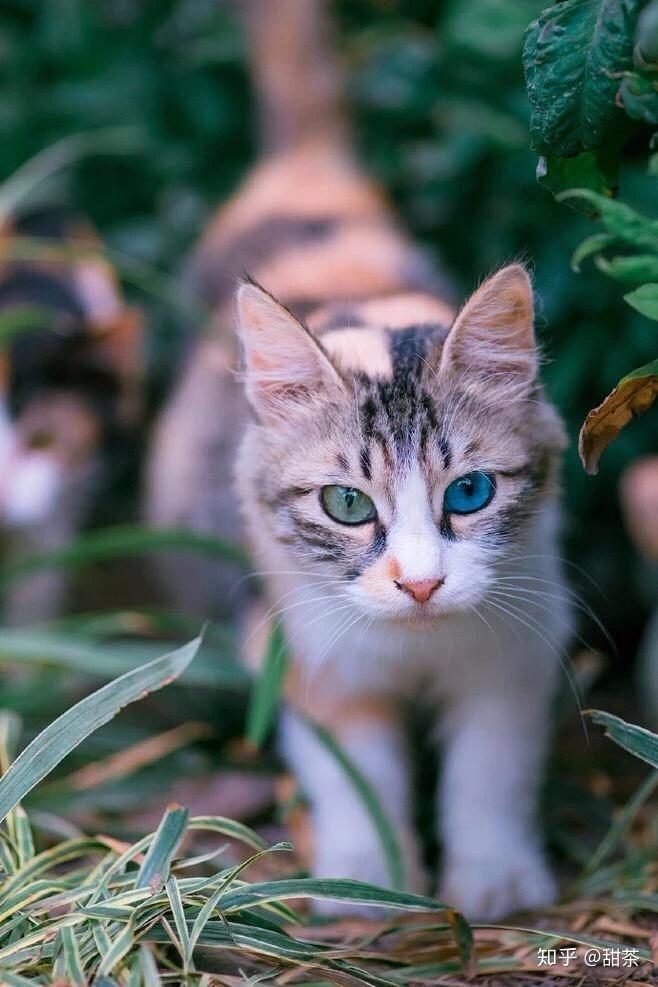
[387,603,448,628]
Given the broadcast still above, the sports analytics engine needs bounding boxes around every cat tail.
[240,0,348,155]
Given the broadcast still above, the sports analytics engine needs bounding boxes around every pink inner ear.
[439,265,537,389]
[237,281,346,421]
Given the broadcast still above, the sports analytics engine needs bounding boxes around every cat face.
[236,266,565,623]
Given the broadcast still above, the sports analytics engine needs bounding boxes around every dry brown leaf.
[579,363,658,474]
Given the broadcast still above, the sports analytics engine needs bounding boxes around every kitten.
[147,0,572,919]
[0,207,142,624]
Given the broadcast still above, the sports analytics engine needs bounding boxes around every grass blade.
[0,711,21,774]
[0,972,43,986]
[589,709,658,768]
[0,838,105,902]
[9,807,34,867]
[136,805,189,891]
[184,844,292,970]
[246,624,288,748]
[0,128,144,225]
[0,629,244,689]
[97,916,137,976]
[219,877,449,913]
[575,768,658,885]
[303,716,405,890]
[138,945,162,987]
[60,924,86,986]
[164,876,190,967]
[0,638,200,823]
[188,816,268,851]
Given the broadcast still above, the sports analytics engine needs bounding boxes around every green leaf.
[0,711,22,776]
[0,628,244,690]
[188,815,268,852]
[0,973,42,986]
[624,282,658,319]
[136,804,189,892]
[571,233,616,270]
[304,717,406,891]
[596,253,658,283]
[138,946,162,987]
[185,843,292,970]
[0,837,105,903]
[0,638,200,823]
[60,925,86,986]
[149,919,327,963]
[164,877,190,967]
[97,915,137,976]
[219,877,449,913]
[559,190,658,251]
[246,624,288,748]
[9,807,34,868]
[589,710,658,768]
[523,0,640,156]
[619,72,658,125]
[536,150,618,203]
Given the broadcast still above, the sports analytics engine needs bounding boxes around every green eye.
[321,485,376,525]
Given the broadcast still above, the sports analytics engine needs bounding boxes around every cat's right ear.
[236,280,347,424]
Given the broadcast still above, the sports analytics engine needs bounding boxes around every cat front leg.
[280,699,424,911]
[437,687,556,920]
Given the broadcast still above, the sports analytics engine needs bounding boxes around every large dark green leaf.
[523,0,640,157]
[536,149,618,201]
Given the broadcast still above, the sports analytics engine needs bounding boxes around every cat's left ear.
[438,265,538,397]
[236,280,347,424]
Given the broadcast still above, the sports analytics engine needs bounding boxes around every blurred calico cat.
[0,208,142,624]
[147,0,573,918]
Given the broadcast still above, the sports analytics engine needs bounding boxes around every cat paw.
[439,849,556,921]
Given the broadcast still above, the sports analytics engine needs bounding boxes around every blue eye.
[444,471,495,515]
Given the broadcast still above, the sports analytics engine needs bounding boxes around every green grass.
[0,639,655,984]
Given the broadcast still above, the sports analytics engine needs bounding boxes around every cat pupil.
[344,489,356,509]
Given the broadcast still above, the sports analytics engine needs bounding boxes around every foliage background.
[3,0,657,657]
[0,0,657,819]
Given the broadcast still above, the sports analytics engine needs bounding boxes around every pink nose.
[395,577,444,604]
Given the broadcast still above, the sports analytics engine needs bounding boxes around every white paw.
[311,837,426,917]
[439,848,556,921]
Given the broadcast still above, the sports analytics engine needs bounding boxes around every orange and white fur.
[147,0,573,919]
